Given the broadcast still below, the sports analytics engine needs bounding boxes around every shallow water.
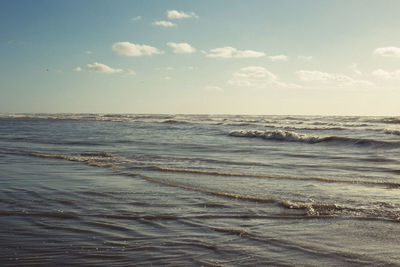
[1,114,400,266]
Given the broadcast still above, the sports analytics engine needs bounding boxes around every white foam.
[30,151,117,167]
[229,129,330,144]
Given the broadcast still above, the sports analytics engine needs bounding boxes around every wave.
[279,126,347,131]
[229,129,331,144]
[361,117,400,125]
[29,151,118,167]
[147,166,400,188]
[124,171,400,221]
[28,151,400,188]
[382,118,400,124]
[160,119,191,125]
[25,150,400,221]
[0,113,204,126]
[228,129,400,147]
[383,129,400,136]
[4,135,103,146]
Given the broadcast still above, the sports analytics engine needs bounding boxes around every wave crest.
[228,129,400,147]
[29,151,117,167]
[383,129,400,136]
[229,130,331,144]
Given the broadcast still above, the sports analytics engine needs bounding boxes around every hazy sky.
[1,0,400,115]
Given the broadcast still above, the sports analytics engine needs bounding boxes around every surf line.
[28,151,400,189]
[149,166,400,189]
[118,170,349,217]
[27,151,400,221]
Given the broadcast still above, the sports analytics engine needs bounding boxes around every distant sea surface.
[1,114,400,266]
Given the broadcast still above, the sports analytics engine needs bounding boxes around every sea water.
[1,114,400,266]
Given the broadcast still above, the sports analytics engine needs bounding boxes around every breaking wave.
[29,151,119,167]
[125,172,400,221]
[229,129,331,144]
[383,129,400,136]
[228,129,400,147]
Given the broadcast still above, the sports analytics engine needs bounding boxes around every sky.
[1,0,400,115]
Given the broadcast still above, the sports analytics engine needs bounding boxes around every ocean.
[0,113,399,266]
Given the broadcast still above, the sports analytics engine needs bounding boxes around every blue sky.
[1,0,400,115]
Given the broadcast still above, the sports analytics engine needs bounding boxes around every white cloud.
[298,55,313,61]
[207,46,265,58]
[74,67,82,72]
[296,70,373,87]
[187,66,194,70]
[167,10,198,19]
[349,63,362,76]
[153,20,176,27]
[228,66,299,88]
[372,69,400,80]
[373,47,400,58]
[297,70,348,82]
[112,42,163,57]
[205,86,223,91]
[131,16,141,21]
[86,62,122,74]
[229,66,277,87]
[269,55,288,61]
[166,67,175,70]
[167,42,196,54]
[297,71,332,82]
[126,69,136,75]
[164,76,171,80]
[85,50,92,54]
